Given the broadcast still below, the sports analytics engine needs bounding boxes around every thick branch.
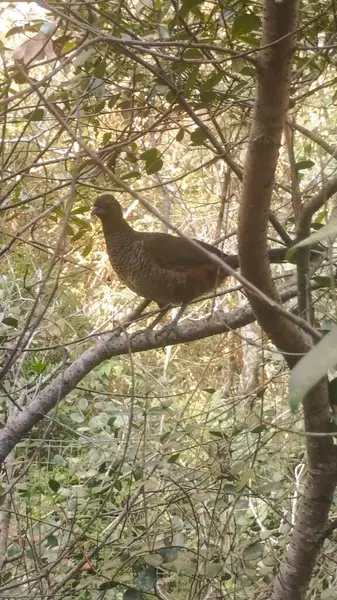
[299,172,337,232]
[291,120,337,158]
[238,0,309,362]
[0,286,301,466]
[238,2,337,599]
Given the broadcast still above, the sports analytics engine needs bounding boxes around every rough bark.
[237,1,337,598]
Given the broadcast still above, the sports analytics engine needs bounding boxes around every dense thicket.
[0,1,337,599]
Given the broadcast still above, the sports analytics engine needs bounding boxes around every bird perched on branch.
[92,194,287,312]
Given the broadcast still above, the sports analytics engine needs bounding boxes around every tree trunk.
[237,1,337,597]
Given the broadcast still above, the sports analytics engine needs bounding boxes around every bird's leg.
[111,299,151,339]
[126,299,151,324]
[156,303,188,338]
[144,304,172,340]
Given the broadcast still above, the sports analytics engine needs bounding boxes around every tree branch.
[238,0,312,361]
[0,286,302,466]
[237,1,337,598]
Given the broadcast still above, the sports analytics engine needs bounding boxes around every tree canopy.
[1,1,337,599]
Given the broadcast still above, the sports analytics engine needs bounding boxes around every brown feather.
[92,194,287,307]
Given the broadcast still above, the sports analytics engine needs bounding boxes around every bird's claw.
[155,321,179,340]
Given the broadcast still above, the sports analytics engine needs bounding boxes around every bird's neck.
[101,218,135,239]
[101,219,136,262]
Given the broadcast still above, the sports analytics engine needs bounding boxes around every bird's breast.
[104,235,224,306]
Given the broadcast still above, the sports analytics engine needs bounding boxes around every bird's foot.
[153,303,189,341]
[154,320,179,340]
[143,326,157,344]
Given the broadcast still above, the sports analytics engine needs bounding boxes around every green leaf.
[121,171,141,179]
[81,243,92,258]
[263,554,276,567]
[236,468,253,491]
[66,224,75,236]
[78,397,88,410]
[159,546,179,563]
[46,534,59,548]
[160,431,171,443]
[99,580,118,590]
[200,72,223,92]
[125,150,138,163]
[242,541,264,563]
[190,127,207,145]
[103,132,112,145]
[183,48,203,59]
[61,40,77,53]
[184,65,200,95]
[321,320,335,334]
[146,158,163,174]
[0,486,6,504]
[31,361,46,374]
[199,90,218,104]
[166,90,176,103]
[132,469,143,481]
[312,275,334,288]
[48,479,60,493]
[110,459,123,471]
[147,405,167,414]
[232,13,261,38]
[70,412,84,423]
[94,100,105,114]
[296,159,315,171]
[314,211,326,224]
[72,216,91,230]
[2,317,18,327]
[6,24,40,37]
[167,452,180,464]
[289,327,337,411]
[139,148,161,172]
[231,57,247,73]
[222,483,237,493]
[176,129,185,142]
[180,0,203,17]
[108,94,120,108]
[136,566,157,592]
[288,219,337,254]
[24,108,45,121]
[93,60,106,77]
[209,429,227,438]
[71,206,89,215]
[7,545,21,558]
[140,148,159,161]
[205,562,222,577]
[71,230,86,242]
[328,378,337,405]
[251,425,267,434]
[123,590,143,600]
[144,553,163,567]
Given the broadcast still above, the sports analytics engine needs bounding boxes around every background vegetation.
[0,1,337,598]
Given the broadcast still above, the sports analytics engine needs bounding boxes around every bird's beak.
[91,206,100,218]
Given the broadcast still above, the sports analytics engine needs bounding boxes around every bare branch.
[0,285,301,465]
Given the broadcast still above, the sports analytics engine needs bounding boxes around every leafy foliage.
[0,0,337,599]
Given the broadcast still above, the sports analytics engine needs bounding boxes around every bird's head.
[92,194,124,222]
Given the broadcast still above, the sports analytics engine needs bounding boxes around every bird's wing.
[140,232,226,271]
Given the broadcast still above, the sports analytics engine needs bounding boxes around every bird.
[92,194,287,321]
